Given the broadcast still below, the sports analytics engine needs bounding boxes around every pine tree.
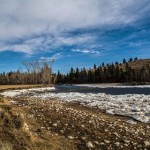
[123,58,126,64]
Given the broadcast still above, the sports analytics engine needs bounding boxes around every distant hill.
[120,59,150,71]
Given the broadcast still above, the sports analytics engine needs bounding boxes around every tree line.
[0,57,150,85]
[55,57,150,84]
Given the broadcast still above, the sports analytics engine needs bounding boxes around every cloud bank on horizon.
[0,0,150,55]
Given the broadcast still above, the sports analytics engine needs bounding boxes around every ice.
[74,84,150,88]
[127,119,137,124]
[1,86,150,123]
[0,87,55,97]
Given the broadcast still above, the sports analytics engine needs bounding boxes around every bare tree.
[22,61,31,73]
[41,57,53,84]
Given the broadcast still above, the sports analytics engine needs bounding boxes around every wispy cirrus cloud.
[47,53,66,61]
[0,33,97,55]
[72,49,100,55]
[41,52,71,62]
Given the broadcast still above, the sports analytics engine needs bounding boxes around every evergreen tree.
[123,58,126,64]
[134,57,138,61]
[129,58,133,62]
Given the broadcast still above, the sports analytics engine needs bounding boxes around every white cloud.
[49,53,64,61]
[0,33,96,54]
[0,0,149,53]
[72,49,100,55]
[0,43,33,54]
[129,41,150,48]
[52,34,96,48]
[41,52,70,62]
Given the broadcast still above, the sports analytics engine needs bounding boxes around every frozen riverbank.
[1,85,150,123]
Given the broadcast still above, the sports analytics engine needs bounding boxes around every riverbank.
[0,85,150,149]
[0,94,150,149]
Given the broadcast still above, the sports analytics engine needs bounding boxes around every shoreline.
[0,95,149,149]
[0,85,150,149]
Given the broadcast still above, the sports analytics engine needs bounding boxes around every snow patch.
[0,87,56,97]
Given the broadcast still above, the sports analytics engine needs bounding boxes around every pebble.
[94,141,99,145]
[100,142,105,145]
[68,136,74,140]
[81,137,86,140]
[105,129,109,132]
[89,120,92,123]
[60,130,64,133]
[81,124,85,128]
[115,142,120,146]
[86,141,94,148]
[124,140,130,143]
[104,140,110,144]
[144,141,150,147]
[53,123,57,127]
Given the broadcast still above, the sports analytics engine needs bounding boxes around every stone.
[100,142,105,145]
[68,136,74,140]
[144,141,150,147]
[104,140,110,144]
[86,141,94,148]
[52,123,57,127]
[94,141,99,145]
[81,137,86,140]
[115,142,120,146]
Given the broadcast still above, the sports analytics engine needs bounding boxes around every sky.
[0,0,150,73]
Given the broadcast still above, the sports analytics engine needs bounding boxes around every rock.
[104,140,110,144]
[94,141,99,145]
[105,129,109,132]
[68,136,74,140]
[144,141,150,147]
[47,127,50,130]
[81,124,85,128]
[81,137,86,140]
[138,144,142,148]
[124,140,130,143]
[115,142,120,146]
[86,141,94,148]
[53,123,57,127]
[100,142,105,145]
[89,120,92,123]
[60,130,64,133]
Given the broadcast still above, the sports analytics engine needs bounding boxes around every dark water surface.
[54,84,150,95]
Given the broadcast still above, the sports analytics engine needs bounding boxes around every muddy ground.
[0,92,149,150]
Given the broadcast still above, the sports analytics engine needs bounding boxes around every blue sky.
[0,0,150,73]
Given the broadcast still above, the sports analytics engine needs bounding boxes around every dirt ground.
[0,86,150,150]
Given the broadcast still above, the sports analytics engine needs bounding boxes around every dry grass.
[120,59,150,70]
[0,84,52,92]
